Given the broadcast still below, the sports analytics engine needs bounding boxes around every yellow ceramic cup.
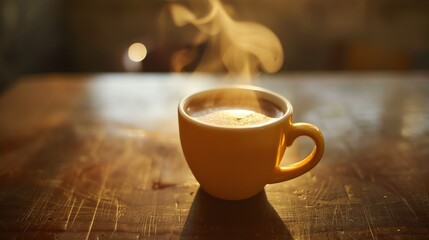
[178,86,324,200]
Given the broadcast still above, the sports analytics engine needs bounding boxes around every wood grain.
[0,73,428,239]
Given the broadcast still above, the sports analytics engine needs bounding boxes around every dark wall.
[1,0,429,87]
[0,0,68,89]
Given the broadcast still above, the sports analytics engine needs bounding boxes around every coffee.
[193,108,275,126]
[188,98,283,127]
[184,89,284,127]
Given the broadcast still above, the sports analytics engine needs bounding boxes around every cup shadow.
[180,188,293,240]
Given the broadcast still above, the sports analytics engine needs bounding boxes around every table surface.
[0,73,428,239]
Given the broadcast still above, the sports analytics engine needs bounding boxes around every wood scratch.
[24,198,38,221]
[85,192,102,240]
[379,179,419,220]
[178,209,182,223]
[143,214,148,236]
[344,184,361,204]
[85,165,109,240]
[24,186,53,227]
[175,201,181,223]
[332,184,344,226]
[331,203,338,225]
[62,193,72,218]
[154,216,158,235]
[344,184,353,201]
[147,193,158,237]
[107,198,119,239]
[64,197,77,230]
[361,204,376,240]
[84,132,111,240]
[70,199,85,228]
[114,198,120,232]
[385,199,398,230]
[311,181,325,205]
[24,190,44,221]
[153,194,158,236]
[397,191,418,220]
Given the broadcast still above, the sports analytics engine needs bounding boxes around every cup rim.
[178,85,293,130]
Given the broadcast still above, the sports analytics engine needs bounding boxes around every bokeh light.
[128,43,147,62]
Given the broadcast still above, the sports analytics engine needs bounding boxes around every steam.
[170,0,284,79]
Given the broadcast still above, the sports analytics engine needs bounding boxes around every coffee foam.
[193,108,275,127]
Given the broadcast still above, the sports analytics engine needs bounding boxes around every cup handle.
[268,123,324,183]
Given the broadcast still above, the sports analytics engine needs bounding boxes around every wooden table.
[0,73,428,239]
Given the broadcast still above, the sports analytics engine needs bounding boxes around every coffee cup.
[178,85,324,200]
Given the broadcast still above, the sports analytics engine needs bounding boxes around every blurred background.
[1,0,429,90]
